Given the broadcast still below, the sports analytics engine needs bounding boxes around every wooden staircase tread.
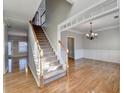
[45,59,59,63]
[39,43,50,46]
[42,55,57,58]
[45,58,58,63]
[42,49,53,52]
[43,64,62,71]
[43,68,65,79]
[43,53,56,57]
[42,51,54,53]
[38,40,48,42]
[44,61,60,65]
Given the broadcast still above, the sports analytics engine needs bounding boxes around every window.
[8,42,12,55]
[18,42,27,53]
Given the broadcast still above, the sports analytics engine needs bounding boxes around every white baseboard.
[28,63,40,87]
[3,67,8,75]
[75,49,84,60]
[82,49,120,63]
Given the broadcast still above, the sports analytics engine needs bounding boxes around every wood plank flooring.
[4,57,120,93]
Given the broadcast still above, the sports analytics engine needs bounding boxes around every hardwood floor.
[4,57,120,93]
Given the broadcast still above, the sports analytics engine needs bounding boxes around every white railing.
[58,40,69,73]
[58,0,119,31]
[28,22,43,87]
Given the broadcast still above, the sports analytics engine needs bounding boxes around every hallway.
[4,58,120,93]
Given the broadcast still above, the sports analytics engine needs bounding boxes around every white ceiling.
[3,0,42,29]
[70,10,120,34]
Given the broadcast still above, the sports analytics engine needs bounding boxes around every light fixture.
[85,22,98,40]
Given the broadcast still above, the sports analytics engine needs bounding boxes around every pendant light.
[85,22,98,40]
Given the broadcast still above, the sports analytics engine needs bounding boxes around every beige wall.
[82,27,120,50]
[45,0,71,52]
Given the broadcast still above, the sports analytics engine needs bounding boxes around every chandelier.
[85,22,98,40]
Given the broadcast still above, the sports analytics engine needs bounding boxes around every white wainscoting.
[75,49,84,60]
[82,49,120,63]
[74,49,120,63]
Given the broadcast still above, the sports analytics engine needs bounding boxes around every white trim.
[68,29,84,34]
[61,29,84,35]
[60,7,119,32]
[70,25,119,35]
[28,63,40,87]
[59,0,107,26]
[64,25,119,35]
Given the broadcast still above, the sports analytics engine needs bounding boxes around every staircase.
[32,25,66,84]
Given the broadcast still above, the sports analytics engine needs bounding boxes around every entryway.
[67,37,75,63]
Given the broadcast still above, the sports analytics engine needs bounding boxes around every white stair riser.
[44,72,66,84]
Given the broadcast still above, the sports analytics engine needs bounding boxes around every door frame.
[66,36,76,60]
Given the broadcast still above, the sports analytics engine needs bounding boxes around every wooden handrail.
[59,40,69,54]
[29,22,43,51]
[29,22,40,46]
